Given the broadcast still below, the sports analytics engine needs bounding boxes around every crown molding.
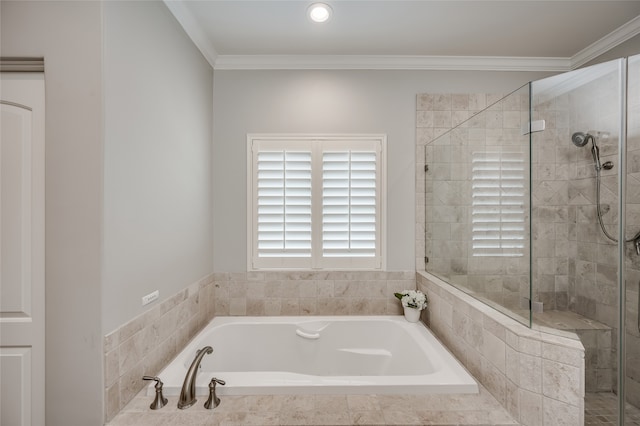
[213,55,572,71]
[163,0,218,68]
[571,15,640,69]
[165,0,637,72]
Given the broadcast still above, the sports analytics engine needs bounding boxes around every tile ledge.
[417,271,584,352]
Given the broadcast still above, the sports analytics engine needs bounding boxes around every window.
[471,150,525,257]
[248,134,385,270]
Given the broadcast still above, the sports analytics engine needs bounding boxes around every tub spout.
[178,346,213,409]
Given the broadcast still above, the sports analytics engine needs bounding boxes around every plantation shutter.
[249,135,385,270]
[471,150,525,257]
[322,151,377,258]
[257,150,312,257]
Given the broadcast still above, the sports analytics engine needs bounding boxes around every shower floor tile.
[585,392,640,425]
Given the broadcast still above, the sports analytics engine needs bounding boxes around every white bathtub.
[149,316,478,396]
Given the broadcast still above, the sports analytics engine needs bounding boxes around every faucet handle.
[142,376,168,410]
[204,377,225,409]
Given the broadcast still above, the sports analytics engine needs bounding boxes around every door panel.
[0,74,45,426]
[1,103,32,317]
[0,348,31,425]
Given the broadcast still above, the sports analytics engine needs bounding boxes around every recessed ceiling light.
[308,3,332,23]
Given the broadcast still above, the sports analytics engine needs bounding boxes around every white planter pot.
[403,306,421,323]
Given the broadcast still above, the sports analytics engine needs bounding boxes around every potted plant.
[394,290,427,323]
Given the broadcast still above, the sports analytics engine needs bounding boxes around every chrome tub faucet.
[178,346,213,409]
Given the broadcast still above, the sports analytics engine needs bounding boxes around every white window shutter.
[256,150,312,259]
[322,151,377,258]
[249,135,385,270]
[471,150,525,257]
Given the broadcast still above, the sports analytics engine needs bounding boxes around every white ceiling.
[165,0,640,71]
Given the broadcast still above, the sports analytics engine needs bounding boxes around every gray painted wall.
[1,2,104,424]
[103,1,213,333]
[2,0,214,423]
[212,69,553,272]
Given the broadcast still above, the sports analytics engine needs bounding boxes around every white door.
[0,73,45,426]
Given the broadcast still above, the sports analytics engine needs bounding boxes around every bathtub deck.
[106,383,517,426]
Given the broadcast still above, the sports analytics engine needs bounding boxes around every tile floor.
[106,384,518,426]
[585,392,640,425]
[106,377,640,426]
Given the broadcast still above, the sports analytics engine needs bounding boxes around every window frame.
[247,134,387,271]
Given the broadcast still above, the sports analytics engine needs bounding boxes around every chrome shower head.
[571,131,591,147]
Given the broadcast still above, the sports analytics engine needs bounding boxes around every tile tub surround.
[418,271,586,426]
[106,383,518,426]
[211,271,414,316]
[104,274,216,423]
[104,270,413,422]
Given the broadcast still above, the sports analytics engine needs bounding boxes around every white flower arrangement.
[394,290,428,310]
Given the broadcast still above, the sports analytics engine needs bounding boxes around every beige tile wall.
[531,64,640,397]
[416,86,628,396]
[103,274,216,423]
[104,268,586,425]
[529,89,573,312]
[530,80,619,393]
[211,271,414,316]
[103,270,414,422]
[418,271,585,426]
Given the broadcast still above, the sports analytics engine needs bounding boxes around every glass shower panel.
[531,58,624,424]
[418,56,640,425]
[625,53,640,424]
[423,86,532,326]
[530,60,622,322]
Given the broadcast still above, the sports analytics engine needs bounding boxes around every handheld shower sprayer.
[571,131,590,147]
[571,131,605,171]
[570,131,640,253]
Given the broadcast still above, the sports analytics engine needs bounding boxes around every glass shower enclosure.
[422,55,640,424]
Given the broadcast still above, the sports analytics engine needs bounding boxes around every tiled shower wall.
[416,92,531,314]
[625,56,640,408]
[416,59,640,407]
[531,74,620,318]
[530,76,619,393]
[530,62,640,397]
[415,87,621,318]
[103,270,414,422]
